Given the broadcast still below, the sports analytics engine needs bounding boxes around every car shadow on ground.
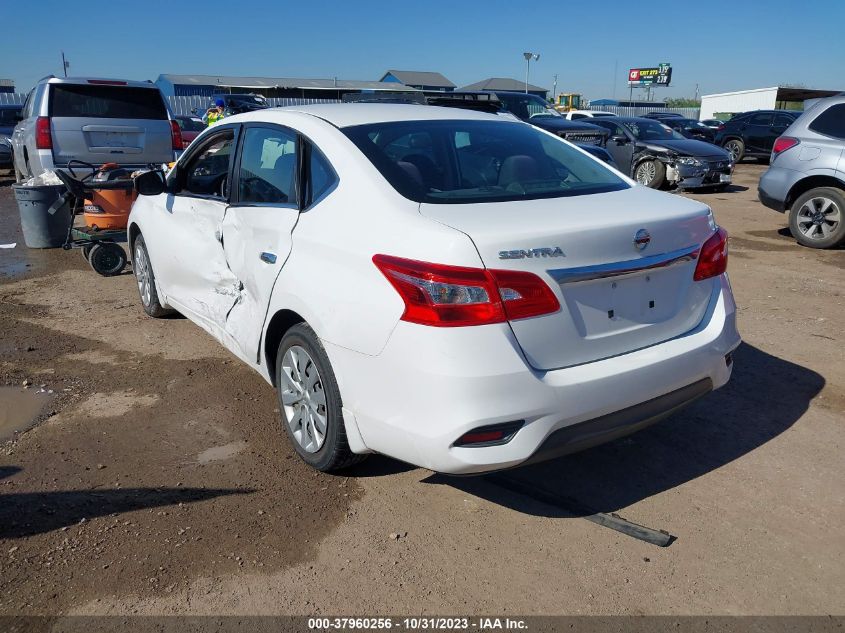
[423,342,823,517]
[0,486,253,539]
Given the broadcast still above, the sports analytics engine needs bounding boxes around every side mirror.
[134,170,167,196]
[612,135,627,145]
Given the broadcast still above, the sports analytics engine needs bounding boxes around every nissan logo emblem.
[634,229,651,251]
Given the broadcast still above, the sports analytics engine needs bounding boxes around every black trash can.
[12,184,71,248]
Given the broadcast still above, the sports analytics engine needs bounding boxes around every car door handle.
[259,252,277,264]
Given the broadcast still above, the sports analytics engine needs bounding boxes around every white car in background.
[129,104,740,474]
[565,110,617,120]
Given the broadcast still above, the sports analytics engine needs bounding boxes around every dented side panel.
[220,205,299,363]
[156,195,241,327]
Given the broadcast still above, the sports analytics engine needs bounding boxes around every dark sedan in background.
[0,105,22,137]
[588,116,734,190]
[661,118,716,143]
[428,91,618,167]
[714,109,801,162]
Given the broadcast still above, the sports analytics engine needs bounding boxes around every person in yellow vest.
[202,99,226,126]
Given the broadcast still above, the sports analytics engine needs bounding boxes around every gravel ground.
[0,164,842,616]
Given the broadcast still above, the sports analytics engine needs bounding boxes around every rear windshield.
[49,84,168,119]
[343,119,629,204]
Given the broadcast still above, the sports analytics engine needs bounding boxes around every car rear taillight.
[772,136,799,157]
[372,254,560,327]
[35,116,52,150]
[170,120,183,151]
[87,79,128,85]
[693,227,729,281]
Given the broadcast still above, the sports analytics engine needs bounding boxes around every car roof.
[43,76,159,89]
[231,103,504,128]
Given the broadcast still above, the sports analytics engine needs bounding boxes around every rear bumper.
[757,165,797,213]
[325,274,740,474]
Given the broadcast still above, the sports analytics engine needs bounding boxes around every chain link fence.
[588,105,701,119]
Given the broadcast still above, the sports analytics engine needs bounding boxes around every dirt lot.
[0,164,843,616]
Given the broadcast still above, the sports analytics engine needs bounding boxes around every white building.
[700,86,840,120]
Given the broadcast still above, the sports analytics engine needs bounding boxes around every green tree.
[664,97,701,108]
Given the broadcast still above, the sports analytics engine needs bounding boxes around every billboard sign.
[628,63,672,86]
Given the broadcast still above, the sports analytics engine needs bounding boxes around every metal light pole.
[523,52,539,93]
[552,73,558,102]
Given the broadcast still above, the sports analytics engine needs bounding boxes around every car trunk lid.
[420,186,718,370]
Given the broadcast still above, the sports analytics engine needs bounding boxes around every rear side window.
[49,84,168,119]
[749,113,774,126]
[306,144,337,206]
[808,104,845,140]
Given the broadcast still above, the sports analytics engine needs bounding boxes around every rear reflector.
[372,255,559,327]
[35,117,52,150]
[693,227,729,281]
[772,136,799,156]
[454,421,525,447]
[170,120,183,152]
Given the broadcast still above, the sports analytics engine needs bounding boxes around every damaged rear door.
[159,126,242,330]
[219,124,301,363]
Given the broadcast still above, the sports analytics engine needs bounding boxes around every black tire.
[723,138,744,163]
[276,323,366,472]
[788,187,845,249]
[88,242,127,277]
[634,159,665,189]
[81,243,95,261]
[132,234,173,317]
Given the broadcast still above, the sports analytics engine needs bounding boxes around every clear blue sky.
[2,0,842,100]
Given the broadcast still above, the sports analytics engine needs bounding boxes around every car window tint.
[238,127,297,205]
[49,85,168,119]
[0,108,20,124]
[570,113,587,120]
[774,114,795,127]
[749,113,774,126]
[343,119,628,205]
[307,144,337,206]
[808,104,845,139]
[183,132,234,197]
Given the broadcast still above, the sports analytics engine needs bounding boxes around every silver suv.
[11,76,179,182]
[758,94,845,249]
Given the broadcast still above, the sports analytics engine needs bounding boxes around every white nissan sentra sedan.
[129,104,740,474]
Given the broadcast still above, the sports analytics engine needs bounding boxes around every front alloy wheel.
[634,159,665,189]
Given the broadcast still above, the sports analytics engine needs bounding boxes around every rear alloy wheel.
[724,139,744,163]
[634,159,665,189]
[276,323,365,472]
[789,187,845,249]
